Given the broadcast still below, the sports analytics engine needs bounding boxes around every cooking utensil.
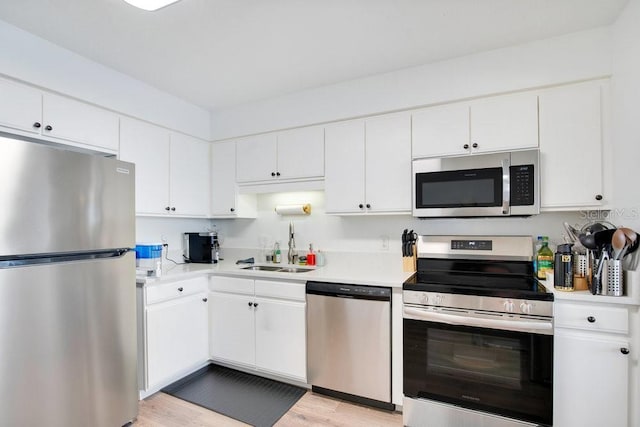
[612,229,627,260]
[402,229,408,257]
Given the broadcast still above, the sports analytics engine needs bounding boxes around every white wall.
[136,217,212,258]
[213,191,585,256]
[210,27,611,140]
[0,19,210,139]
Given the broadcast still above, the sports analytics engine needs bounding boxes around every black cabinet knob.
[271,172,276,177]
[621,348,630,355]
[45,125,53,131]
[165,206,171,211]
[463,144,469,149]
[472,143,478,148]
[358,204,364,209]
[202,298,208,302]
[177,287,184,292]
[230,207,235,212]
[276,172,281,176]
[33,122,41,129]
[366,204,371,209]
[254,302,259,308]
[587,316,596,323]
[248,302,253,307]
[171,207,176,211]
[595,194,603,201]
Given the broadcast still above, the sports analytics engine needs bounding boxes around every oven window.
[404,319,553,426]
[416,167,502,208]
[427,329,522,389]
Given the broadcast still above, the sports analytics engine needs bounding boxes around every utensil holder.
[574,254,588,277]
[602,259,623,296]
[402,244,416,272]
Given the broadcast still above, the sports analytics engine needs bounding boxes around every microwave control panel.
[510,164,535,206]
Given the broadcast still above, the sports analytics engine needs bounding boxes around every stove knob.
[503,300,515,312]
[435,295,443,305]
[520,302,533,314]
[420,293,429,304]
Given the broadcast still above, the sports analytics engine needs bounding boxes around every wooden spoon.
[611,229,627,260]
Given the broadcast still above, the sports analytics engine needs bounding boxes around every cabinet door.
[42,93,119,151]
[146,293,209,390]
[119,117,171,215]
[470,92,538,153]
[554,330,629,427]
[0,78,42,134]
[255,298,306,381]
[365,113,412,213]
[211,141,238,216]
[539,81,604,209]
[276,126,324,180]
[236,134,278,182]
[412,103,469,158]
[169,133,210,216]
[325,120,366,213]
[209,291,255,367]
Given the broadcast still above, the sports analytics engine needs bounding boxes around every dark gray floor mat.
[162,364,306,427]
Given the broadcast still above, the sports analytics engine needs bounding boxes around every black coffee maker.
[183,232,220,263]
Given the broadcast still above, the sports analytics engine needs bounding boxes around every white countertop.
[137,249,413,289]
[542,269,640,306]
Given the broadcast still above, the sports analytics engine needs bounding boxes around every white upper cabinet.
[42,93,119,151]
[169,132,210,216]
[119,117,209,217]
[0,78,42,135]
[412,103,470,158]
[236,126,324,183]
[539,80,607,210]
[468,91,539,153]
[276,126,325,179]
[325,120,366,213]
[412,91,538,158]
[236,134,278,182]
[120,118,171,215]
[365,113,412,213]
[325,113,411,214]
[210,141,256,218]
[0,78,119,152]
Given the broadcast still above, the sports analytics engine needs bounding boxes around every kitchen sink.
[241,265,313,273]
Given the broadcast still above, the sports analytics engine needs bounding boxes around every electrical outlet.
[381,235,389,251]
[160,235,168,243]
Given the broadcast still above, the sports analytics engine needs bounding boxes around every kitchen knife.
[402,229,408,257]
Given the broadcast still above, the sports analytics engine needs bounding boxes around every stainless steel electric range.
[403,235,554,427]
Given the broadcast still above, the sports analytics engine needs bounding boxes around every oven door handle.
[501,157,510,215]
[403,306,553,335]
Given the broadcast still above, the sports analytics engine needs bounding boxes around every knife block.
[402,244,416,272]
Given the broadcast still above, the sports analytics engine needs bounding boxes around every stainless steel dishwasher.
[306,281,393,410]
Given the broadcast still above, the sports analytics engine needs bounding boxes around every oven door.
[403,307,553,426]
[412,155,510,217]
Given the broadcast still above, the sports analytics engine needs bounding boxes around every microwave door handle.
[403,306,553,335]
[502,158,510,215]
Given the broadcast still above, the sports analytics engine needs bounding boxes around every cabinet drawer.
[255,279,305,301]
[146,277,207,305]
[555,303,628,334]
[210,276,254,295]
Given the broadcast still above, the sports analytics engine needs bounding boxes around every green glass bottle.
[536,236,554,280]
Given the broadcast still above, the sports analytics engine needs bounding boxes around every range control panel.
[451,240,493,251]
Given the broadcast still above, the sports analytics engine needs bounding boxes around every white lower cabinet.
[141,277,209,393]
[209,276,307,382]
[554,301,631,427]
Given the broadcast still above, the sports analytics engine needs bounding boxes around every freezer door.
[0,252,138,427]
[0,136,135,256]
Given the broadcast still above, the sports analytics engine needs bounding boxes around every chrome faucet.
[287,221,297,264]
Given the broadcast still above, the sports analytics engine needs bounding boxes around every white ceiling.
[0,0,629,112]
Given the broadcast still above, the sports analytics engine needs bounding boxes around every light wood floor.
[135,391,402,427]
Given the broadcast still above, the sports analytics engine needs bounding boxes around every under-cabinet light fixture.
[123,0,182,11]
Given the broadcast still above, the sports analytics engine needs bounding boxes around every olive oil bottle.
[536,236,554,280]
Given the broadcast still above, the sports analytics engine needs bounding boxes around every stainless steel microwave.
[412,149,539,218]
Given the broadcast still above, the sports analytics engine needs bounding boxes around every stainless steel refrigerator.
[0,136,138,426]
